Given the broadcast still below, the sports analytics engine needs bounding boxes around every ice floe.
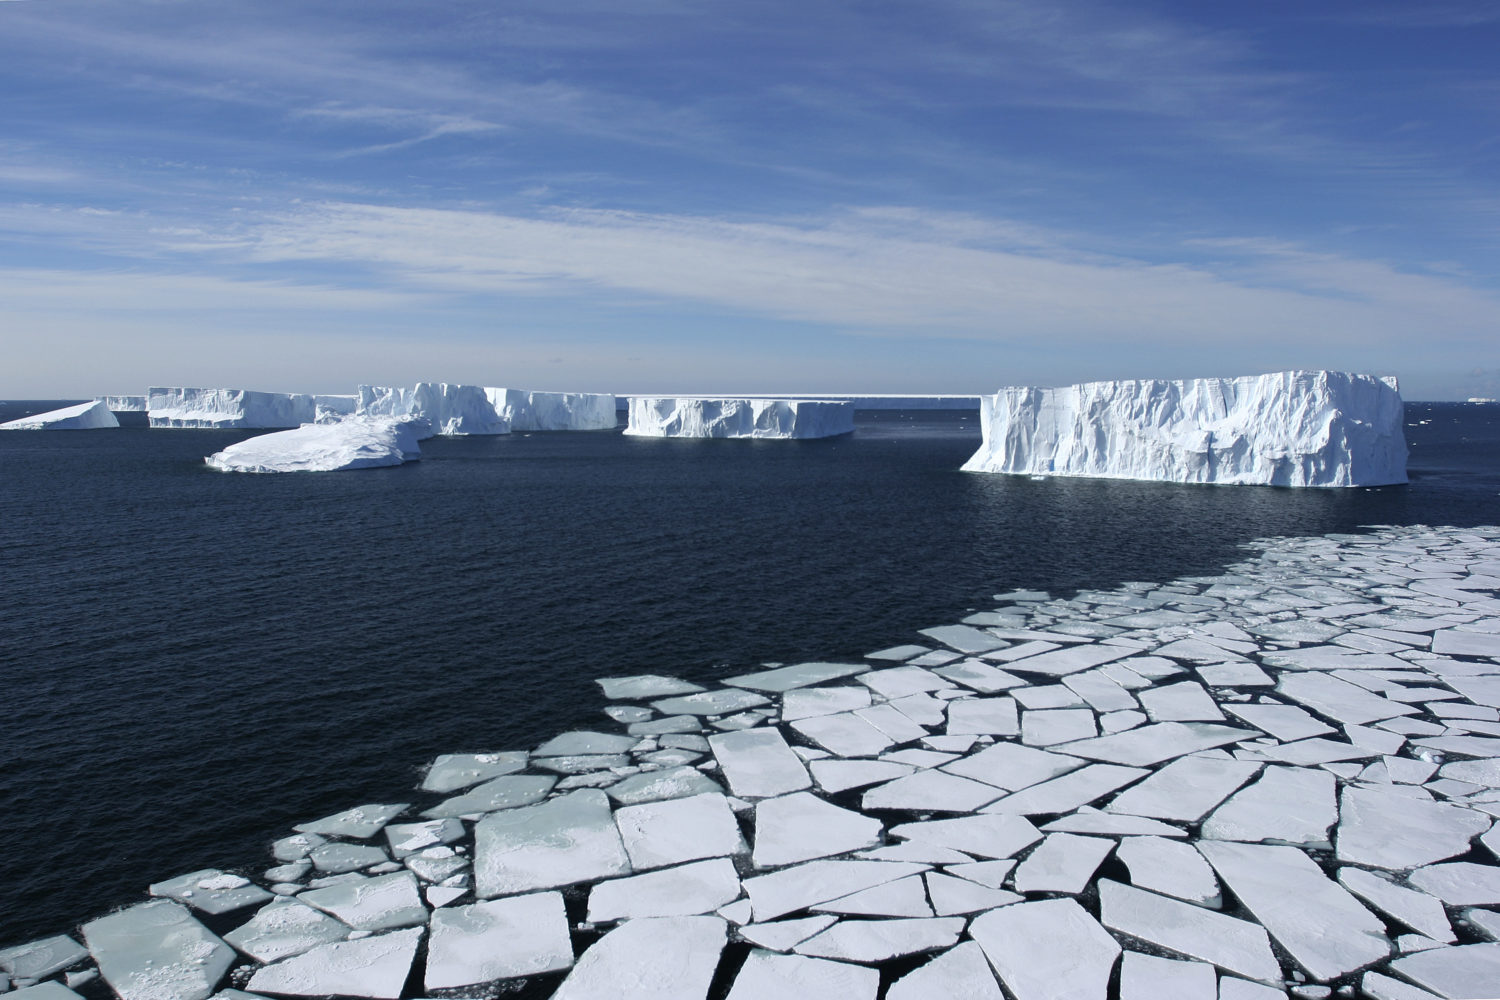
[0,400,119,430]
[204,417,423,473]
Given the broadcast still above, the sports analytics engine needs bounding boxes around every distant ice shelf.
[205,417,424,473]
[623,398,855,439]
[0,399,119,430]
[487,388,618,432]
[357,383,509,437]
[962,370,1407,487]
[147,387,317,429]
[95,395,147,412]
[623,395,979,410]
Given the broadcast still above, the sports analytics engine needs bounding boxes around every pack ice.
[204,417,424,473]
[962,370,1407,487]
[624,398,854,439]
[0,400,118,430]
[146,388,316,429]
[487,389,618,431]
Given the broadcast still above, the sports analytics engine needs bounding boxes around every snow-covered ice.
[205,417,423,473]
[425,892,573,989]
[486,388,617,431]
[962,370,1407,486]
[147,387,315,429]
[96,394,147,412]
[624,397,855,439]
[551,916,724,1000]
[246,927,421,999]
[612,792,747,869]
[970,898,1120,1000]
[474,789,630,896]
[356,382,508,436]
[81,900,235,1000]
[725,949,878,1000]
[0,400,118,430]
[585,857,741,921]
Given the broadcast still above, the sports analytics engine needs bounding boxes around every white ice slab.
[1012,833,1115,894]
[552,916,725,1000]
[862,769,1005,812]
[924,872,1022,914]
[1200,765,1337,847]
[724,950,878,1000]
[970,898,1121,1000]
[753,792,882,867]
[223,898,348,963]
[1407,862,1500,905]
[82,900,236,1000]
[1106,755,1262,822]
[1051,722,1251,766]
[474,789,631,896]
[597,675,706,699]
[1139,682,1225,722]
[791,712,894,756]
[999,642,1131,676]
[613,792,747,870]
[940,741,1087,790]
[1115,835,1220,904]
[1336,784,1490,870]
[1337,868,1454,943]
[1119,952,1217,1000]
[587,858,742,922]
[653,689,772,716]
[886,941,1003,1000]
[1022,708,1097,746]
[946,697,1020,735]
[246,927,422,999]
[148,870,271,915]
[781,686,873,721]
[421,774,556,818]
[743,860,927,921]
[424,892,572,989]
[809,758,915,793]
[983,763,1148,815]
[795,917,964,962]
[890,812,1042,859]
[710,729,811,798]
[1098,880,1281,983]
[1042,811,1185,837]
[812,874,932,917]
[294,803,408,839]
[385,818,465,858]
[299,871,426,931]
[205,417,424,473]
[421,752,529,792]
[1387,943,1500,999]
[0,936,88,979]
[1278,673,1417,725]
[604,765,723,805]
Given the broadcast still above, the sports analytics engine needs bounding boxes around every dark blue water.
[1,402,1497,945]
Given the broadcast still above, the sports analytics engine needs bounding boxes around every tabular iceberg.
[486,389,618,431]
[313,394,357,423]
[147,387,316,429]
[1,399,119,430]
[95,395,147,412]
[961,370,1407,487]
[357,383,509,436]
[624,398,856,439]
[204,418,423,473]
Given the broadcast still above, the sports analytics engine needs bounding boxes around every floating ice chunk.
[587,858,741,922]
[855,703,928,742]
[812,874,932,916]
[8,983,84,998]
[613,792,747,870]
[1337,868,1454,943]
[1063,671,1138,712]
[920,625,1008,654]
[1119,952,1217,1000]
[1407,862,1500,905]
[148,870,271,915]
[743,860,928,921]
[1012,833,1115,894]
[384,818,464,858]
[1387,943,1500,999]
[0,936,89,978]
[308,842,388,873]
[1201,765,1337,847]
[605,765,723,804]
[1278,673,1416,725]
[998,643,1131,676]
[223,898,348,963]
[1106,755,1262,822]
[971,898,1120,1000]
[653,689,771,715]
[781,686,873,721]
[246,926,422,999]
[753,792,882,867]
[0,400,119,430]
[204,417,423,473]
[983,763,1148,815]
[1139,681,1225,722]
[1115,835,1219,904]
[862,769,1005,812]
[421,774,556,817]
[1022,708,1097,746]
[1050,722,1251,766]
[1098,880,1281,982]
[147,387,315,429]
[809,758,914,792]
[943,859,1017,888]
[889,813,1041,859]
[710,729,810,798]
[424,892,571,989]
[925,870,1022,914]
[867,644,931,661]
[947,697,1020,735]
[294,803,408,839]
[724,662,867,692]
[1042,811,1186,837]
[933,660,1027,693]
[791,712,894,756]
[624,397,854,439]
[1219,978,1291,1000]
[940,741,1087,790]
[1336,785,1489,869]
[857,665,953,699]
[299,871,425,931]
[886,941,1004,1000]
[486,388,617,431]
[82,900,235,1000]
[271,833,325,862]
[474,789,631,897]
[1432,629,1500,658]
[421,752,528,793]
[1198,840,1390,980]
[597,675,706,699]
[553,916,725,1000]
[738,915,837,951]
[795,917,963,962]
[725,950,878,1000]
[961,371,1407,487]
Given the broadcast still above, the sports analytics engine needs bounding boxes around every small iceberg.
[0,399,119,430]
[204,418,423,473]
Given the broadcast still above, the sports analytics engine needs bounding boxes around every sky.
[0,0,1497,399]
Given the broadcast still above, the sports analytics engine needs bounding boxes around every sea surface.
[1,401,1497,945]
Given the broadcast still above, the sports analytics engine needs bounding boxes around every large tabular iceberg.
[204,417,423,473]
[486,388,618,431]
[624,398,855,439]
[1,399,120,430]
[357,383,509,436]
[148,387,316,429]
[961,370,1407,487]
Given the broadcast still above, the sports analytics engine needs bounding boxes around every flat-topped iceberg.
[624,398,854,439]
[95,395,147,412]
[205,417,423,473]
[1,399,119,430]
[148,387,316,429]
[486,389,618,431]
[357,383,508,437]
[962,370,1406,487]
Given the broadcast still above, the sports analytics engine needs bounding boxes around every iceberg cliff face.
[147,388,316,429]
[1,399,120,430]
[205,417,423,473]
[96,395,147,412]
[961,371,1407,487]
[623,398,855,439]
[356,383,509,436]
[486,389,618,431]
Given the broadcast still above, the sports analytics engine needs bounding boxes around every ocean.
[0,401,1497,946]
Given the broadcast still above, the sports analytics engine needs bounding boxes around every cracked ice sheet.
[223,898,348,963]
[725,950,878,1000]
[1115,835,1219,904]
[1337,868,1454,943]
[474,789,630,897]
[148,870,270,915]
[1138,681,1224,722]
[299,871,426,931]
[552,916,725,1000]
[1200,765,1337,847]
[426,892,572,990]
[999,642,1131,676]
[247,927,422,1000]
[753,791,882,867]
[723,662,868,692]
[791,711,893,756]
[421,774,557,818]
[596,675,705,699]
[781,686,872,721]
[1277,673,1418,725]
[744,861,928,921]
[293,803,408,839]
[1098,880,1281,983]
[812,873,931,916]
[1336,785,1490,869]
[1388,943,1500,999]
[1198,840,1390,980]
[940,741,1086,790]
[1106,754,1262,822]
[710,729,811,798]
[1119,952,1217,1000]
[587,857,742,921]
[890,813,1042,859]
[946,696,1020,735]
[970,898,1120,1000]
[809,758,914,792]
[1012,832,1115,894]
[887,941,1003,1000]
[862,769,1006,812]
[795,917,964,962]
[0,936,89,979]
[982,763,1148,815]
[613,792,747,870]
[81,900,235,1000]
[421,751,528,792]
[1051,721,1252,766]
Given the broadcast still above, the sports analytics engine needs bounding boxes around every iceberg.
[486,388,618,431]
[147,387,316,429]
[624,398,854,439]
[95,395,147,412]
[313,394,357,423]
[1,400,118,430]
[204,418,423,473]
[961,370,1407,487]
[356,383,508,436]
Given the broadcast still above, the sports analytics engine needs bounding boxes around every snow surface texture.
[488,388,618,431]
[146,387,316,429]
[962,370,1407,487]
[0,400,118,430]
[356,383,508,437]
[624,398,855,439]
[10,523,1500,999]
[204,418,424,473]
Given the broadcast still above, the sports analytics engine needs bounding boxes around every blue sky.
[1,0,1496,398]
